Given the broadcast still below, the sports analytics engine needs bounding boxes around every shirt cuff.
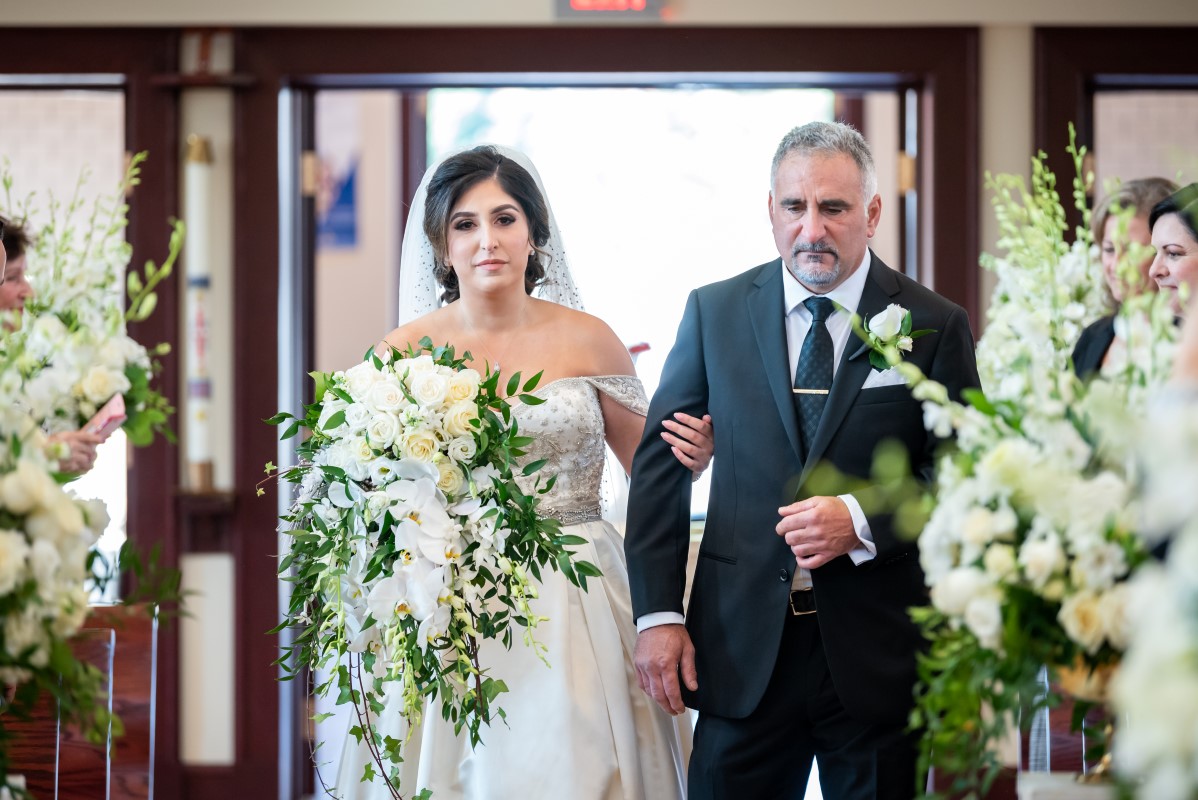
[838,493,877,565]
[636,611,685,633]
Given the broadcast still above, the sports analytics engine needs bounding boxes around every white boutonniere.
[854,303,935,371]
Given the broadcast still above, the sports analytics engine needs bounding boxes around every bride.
[333,145,712,800]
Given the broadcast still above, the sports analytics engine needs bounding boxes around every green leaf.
[521,370,544,392]
[505,371,522,398]
[521,458,548,476]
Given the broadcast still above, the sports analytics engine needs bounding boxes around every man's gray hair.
[770,121,878,201]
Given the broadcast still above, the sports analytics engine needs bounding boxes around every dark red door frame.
[1035,26,1198,234]
[235,25,978,800]
[0,27,185,799]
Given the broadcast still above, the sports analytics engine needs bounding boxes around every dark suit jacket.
[626,254,980,727]
[1071,315,1116,380]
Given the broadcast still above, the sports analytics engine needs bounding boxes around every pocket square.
[861,367,909,390]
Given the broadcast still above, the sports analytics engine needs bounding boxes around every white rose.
[51,586,90,638]
[962,507,996,550]
[28,539,61,600]
[97,339,129,370]
[343,361,383,399]
[78,365,130,405]
[447,370,481,403]
[1058,590,1106,654]
[1099,584,1131,651]
[404,354,436,375]
[1,460,53,515]
[4,609,49,667]
[0,530,31,596]
[366,380,406,414]
[366,413,401,450]
[343,403,372,434]
[963,593,1003,650]
[1070,540,1128,592]
[896,335,914,353]
[1018,535,1065,590]
[930,567,993,617]
[446,436,477,464]
[410,371,450,408]
[443,400,479,438]
[403,429,440,462]
[982,543,1017,582]
[436,460,464,496]
[316,398,349,433]
[77,498,110,540]
[868,303,906,340]
[324,439,370,482]
[26,497,86,544]
[990,505,1018,540]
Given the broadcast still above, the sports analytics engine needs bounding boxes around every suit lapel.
[802,255,901,476]
[747,260,805,463]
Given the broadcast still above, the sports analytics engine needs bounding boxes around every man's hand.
[634,623,698,716]
[776,496,859,569]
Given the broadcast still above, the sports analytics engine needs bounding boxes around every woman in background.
[1,217,101,473]
[1148,182,1198,317]
[1072,177,1177,379]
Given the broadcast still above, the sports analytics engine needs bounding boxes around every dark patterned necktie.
[793,296,835,460]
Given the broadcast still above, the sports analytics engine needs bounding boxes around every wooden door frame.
[1036,26,1198,232]
[0,27,184,798]
[234,25,979,799]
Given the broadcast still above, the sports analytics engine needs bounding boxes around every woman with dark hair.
[1,218,102,473]
[1149,182,1198,316]
[0,216,34,315]
[334,146,707,799]
[1072,177,1177,379]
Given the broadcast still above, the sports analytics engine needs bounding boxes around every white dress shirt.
[781,252,877,590]
[637,254,878,633]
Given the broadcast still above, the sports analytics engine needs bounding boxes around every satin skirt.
[333,518,690,800]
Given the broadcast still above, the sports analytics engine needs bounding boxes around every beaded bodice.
[512,376,648,523]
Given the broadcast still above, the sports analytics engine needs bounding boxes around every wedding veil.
[395,144,630,525]
[395,144,585,325]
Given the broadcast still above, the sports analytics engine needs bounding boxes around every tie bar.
[792,389,830,395]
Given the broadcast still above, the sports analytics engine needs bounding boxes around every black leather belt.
[789,588,817,616]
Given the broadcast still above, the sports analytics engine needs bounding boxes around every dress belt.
[546,507,603,525]
[789,588,817,616]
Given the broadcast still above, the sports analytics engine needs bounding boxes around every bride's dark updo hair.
[424,146,551,304]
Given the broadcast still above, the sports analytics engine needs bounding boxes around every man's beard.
[786,241,841,288]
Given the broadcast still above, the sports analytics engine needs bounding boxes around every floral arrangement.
[1111,390,1198,799]
[1,153,180,446]
[879,132,1179,797]
[0,338,116,792]
[269,338,597,798]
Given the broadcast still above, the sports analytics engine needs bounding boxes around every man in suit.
[626,121,980,800]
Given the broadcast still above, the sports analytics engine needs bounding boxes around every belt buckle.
[789,589,817,616]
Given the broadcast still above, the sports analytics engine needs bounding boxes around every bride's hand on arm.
[662,412,713,475]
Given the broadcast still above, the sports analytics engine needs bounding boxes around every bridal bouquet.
[1,154,180,446]
[269,338,598,797]
[0,343,114,787]
[896,133,1176,797]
